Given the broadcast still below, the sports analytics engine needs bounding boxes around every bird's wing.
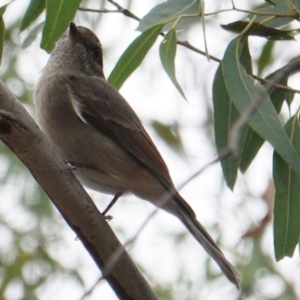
[67,75,173,188]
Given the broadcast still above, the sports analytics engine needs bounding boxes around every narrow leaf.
[137,0,200,32]
[151,121,184,155]
[108,25,163,90]
[257,40,275,76]
[22,21,44,49]
[0,5,7,65]
[273,114,300,260]
[41,0,81,52]
[159,29,185,99]
[222,37,300,176]
[240,71,289,172]
[213,66,240,189]
[213,38,251,189]
[221,21,295,40]
[250,0,295,28]
[286,0,300,14]
[20,0,45,31]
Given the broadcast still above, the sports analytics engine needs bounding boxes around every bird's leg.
[102,193,122,221]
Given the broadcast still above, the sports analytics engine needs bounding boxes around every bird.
[34,22,240,287]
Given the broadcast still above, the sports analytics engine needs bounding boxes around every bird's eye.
[92,47,101,60]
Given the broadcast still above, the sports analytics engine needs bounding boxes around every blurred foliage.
[0,0,300,299]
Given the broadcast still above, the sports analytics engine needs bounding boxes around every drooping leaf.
[222,37,300,176]
[250,0,296,28]
[0,5,7,65]
[108,25,163,90]
[213,66,240,189]
[163,15,201,32]
[41,0,81,52]
[212,39,251,189]
[137,0,200,32]
[286,0,300,14]
[240,69,290,172]
[22,21,44,49]
[221,21,295,40]
[20,0,45,31]
[151,121,184,155]
[265,0,275,6]
[273,114,300,260]
[257,40,275,76]
[159,29,186,99]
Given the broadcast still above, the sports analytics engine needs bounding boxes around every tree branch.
[0,80,158,300]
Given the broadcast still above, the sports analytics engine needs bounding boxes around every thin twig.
[107,0,140,21]
[253,75,300,94]
[204,7,299,18]
[79,276,105,300]
[78,7,119,13]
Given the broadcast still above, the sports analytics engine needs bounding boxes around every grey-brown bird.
[34,22,240,287]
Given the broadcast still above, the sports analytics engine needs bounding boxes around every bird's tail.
[170,194,241,288]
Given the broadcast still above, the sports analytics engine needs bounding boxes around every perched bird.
[34,22,240,287]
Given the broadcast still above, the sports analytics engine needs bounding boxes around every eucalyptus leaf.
[240,69,290,172]
[22,21,44,49]
[108,25,163,89]
[213,39,252,189]
[137,0,200,32]
[41,0,81,52]
[249,0,295,28]
[273,114,300,260]
[159,29,186,99]
[151,120,184,155]
[20,0,45,31]
[222,37,300,176]
[286,0,300,14]
[213,66,240,189]
[221,21,295,40]
[257,40,275,76]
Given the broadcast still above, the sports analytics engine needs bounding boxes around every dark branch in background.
[0,80,158,300]
[79,1,300,94]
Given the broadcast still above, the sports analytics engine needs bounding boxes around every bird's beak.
[69,22,81,42]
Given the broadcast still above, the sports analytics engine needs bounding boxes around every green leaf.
[20,0,45,31]
[41,0,81,52]
[151,121,184,155]
[108,25,163,90]
[0,5,7,66]
[222,37,300,176]
[22,21,44,49]
[257,40,275,76]
[250,0,295,28]
[221,21,295,40]
[273,114,300,260]
[213,39,252,189]
[286,0,300,14]
[163,15,201,32]
[137,0,200,32]
[213,66,240,189]
[159,29,185,99]
[240,70,289,172]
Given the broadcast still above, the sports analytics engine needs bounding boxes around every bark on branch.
[0,79,158,300]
